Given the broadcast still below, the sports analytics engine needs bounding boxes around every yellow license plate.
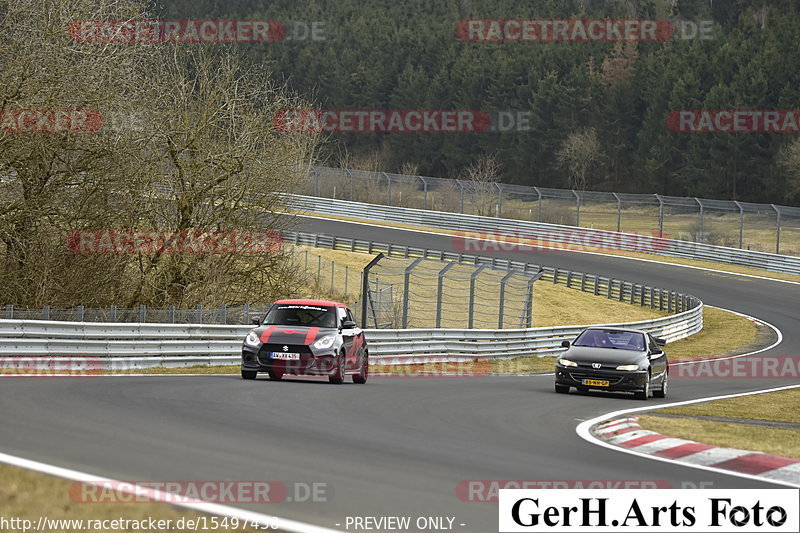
[582,379,610,387]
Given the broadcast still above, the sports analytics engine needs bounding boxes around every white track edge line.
[294,213,800,286]
[0,451,342,533]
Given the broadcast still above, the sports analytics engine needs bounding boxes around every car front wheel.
[329,352,345,384]
[353,349,368,384]
[241,370,257,380]
[653,372,668,398]
[555,384,570,394]
[634,374,650,400]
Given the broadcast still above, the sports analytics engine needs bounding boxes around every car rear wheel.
[634,374,650,400]
[329,352,345,384]
[268,370,283,380]
[555,384,570,394]
[653,372,668,398]
[353,349,368,384]
[241,370,257,380]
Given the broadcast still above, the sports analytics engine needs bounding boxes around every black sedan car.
[554,327,667,400]
[241,299,368,384]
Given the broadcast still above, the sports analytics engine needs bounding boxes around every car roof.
[273,298,348,308]
[583,327,648,335]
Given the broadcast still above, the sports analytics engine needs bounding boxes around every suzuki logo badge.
[283,345,289,351]
[592,363,601,369]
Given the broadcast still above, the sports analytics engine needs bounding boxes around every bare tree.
[460,155,502,217]
[556,128,601,191]
[778,139,800,203]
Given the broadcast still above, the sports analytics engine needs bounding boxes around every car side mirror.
[561,340,570,348]
[342,320,357,329]
[251,317,261,326]
[654,337,666,346]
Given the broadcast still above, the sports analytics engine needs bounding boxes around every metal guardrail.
[289,195,800,275]
[0,300,701,369]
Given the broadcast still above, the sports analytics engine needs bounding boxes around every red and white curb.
[594,416,800,484]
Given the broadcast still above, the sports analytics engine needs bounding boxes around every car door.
[647,334,667,382]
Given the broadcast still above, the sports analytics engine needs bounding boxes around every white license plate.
[270,352,300,360]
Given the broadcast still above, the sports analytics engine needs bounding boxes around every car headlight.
[558,358,578,367]
[616,364,640,371]
[244,331,261,347]
[312,335,336,350]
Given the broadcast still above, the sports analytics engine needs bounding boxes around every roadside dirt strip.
[593,417,800,484]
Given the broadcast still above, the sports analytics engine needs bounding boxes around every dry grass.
[652,388,800,423]
[662,307,759,360]
[0,463,261,532]
[296,212,800,283]
[637,416,800,460]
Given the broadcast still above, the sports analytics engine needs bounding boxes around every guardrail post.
[566,270,572,288]
[361,253,384,326]
[401,257,424,328]
[498,270,516,328]
[630,284,636,305]
[649,287,655,309]
[593,275,599,296]
[580,272,586,292]
[435,262,457,328]
[468,265,486,329]
[607,279,613,299]
[553,268,559,284]
[139,304,146,322]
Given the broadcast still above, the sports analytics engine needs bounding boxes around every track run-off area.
[0,215,798,533]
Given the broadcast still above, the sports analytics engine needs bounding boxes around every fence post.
[196,304,203,324]
[573,190,581,226]
[772,204,781,254]
[42,306,50,320]
[110,305,117,322]
[77,305,85,322]
[330,261,335,295]
[401,257,424,328]
[534,186,542,222]
[496,183,503,218]
[242,304,249,324]
[525,270,545,328]
[139,304,146,322]
[655,194,664,237]
[498,270,516,329]
[313,166,319,197]
[317,255,321,282]
[345,265,349,295]
[384,172,391,205]
[361,253,384,327]
[220,304,227,325]
[435,262,457,328]
[612,192,621,232]
[169,305,176,323]
[458,180,465,213]
[419,177,428,210]
[734,200,744,249]
[468,265,486,329]
[696,198,704,242]
[5,304,11,319]
[347,169,354,202]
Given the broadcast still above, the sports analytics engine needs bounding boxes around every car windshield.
[573,330,645,352]
[262,305,337,328]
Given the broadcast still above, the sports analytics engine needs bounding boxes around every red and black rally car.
[241,299,368,384]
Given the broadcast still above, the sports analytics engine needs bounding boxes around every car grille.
[257,344,314,365]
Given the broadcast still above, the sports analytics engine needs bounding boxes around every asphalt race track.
[0,216,798,533]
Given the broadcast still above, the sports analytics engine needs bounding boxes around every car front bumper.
[555,364,648,392]
[242,344,339,376]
